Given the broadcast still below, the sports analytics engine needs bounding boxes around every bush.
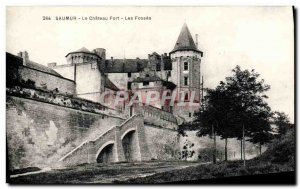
[258,128,295,165]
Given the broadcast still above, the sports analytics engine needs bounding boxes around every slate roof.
[162,80,177,90]
[6,52,62,77]
[101,59,148,73]
[132,75,177,90]
[26,60,62,76]
[75,47,91,53]
[65,47,101,58]
[131,75,162,83]
[170,23,201,54]
[6,52,23,65]
[103,76,119,91]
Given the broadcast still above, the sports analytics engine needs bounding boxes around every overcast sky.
[6,6,294,122]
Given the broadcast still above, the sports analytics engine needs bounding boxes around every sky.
[6,6,294,122]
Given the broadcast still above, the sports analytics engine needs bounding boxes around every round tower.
[169,23,203,121]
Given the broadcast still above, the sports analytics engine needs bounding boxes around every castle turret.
[169,23,203,121]
[65,47,102,65]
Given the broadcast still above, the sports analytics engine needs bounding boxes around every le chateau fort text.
[43,16,152,21]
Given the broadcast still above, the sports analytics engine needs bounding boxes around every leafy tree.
[196,65,273,164]
[247,113,274,155]
[220,66,272,163]
[273,111,291,136]
[195,85,233,163]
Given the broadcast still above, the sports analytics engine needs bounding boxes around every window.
[156,63,161,71]
[143,81,149,86]
[91,63,97,70]
[127,82,132,90]
[185,93,189,101]
[184,62,188,70]
[189,112,192,117]
[128,73,131,78]
[167,71,171,77]
[146,74,150,77]
[184,76,189,86]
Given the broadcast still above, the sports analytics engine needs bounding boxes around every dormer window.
[184,62,188,70]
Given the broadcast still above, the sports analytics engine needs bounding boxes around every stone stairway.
[58,114,150,166]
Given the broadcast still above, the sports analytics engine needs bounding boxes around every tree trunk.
[243,124,246,167]
[224,138,228,161]
[259,143,262,155]
[212,123,217,164]
[240,139,243,160]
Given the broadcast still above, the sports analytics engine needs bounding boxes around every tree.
[195,85,234,163]
[247,113,274,155]
[196,65,273,164]
[221,66,272,164]
[273,111,291,136]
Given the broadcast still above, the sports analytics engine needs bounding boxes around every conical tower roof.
[65,47,93,57]
[74,47,90,53]
[170,23,200,54]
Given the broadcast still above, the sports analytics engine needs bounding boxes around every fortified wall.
[6,95,125,170]
[6,90,180,170]
[133,104,180,160]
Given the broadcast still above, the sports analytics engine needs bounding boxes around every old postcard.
[6,6,295,184]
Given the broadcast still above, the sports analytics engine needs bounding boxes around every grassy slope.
[9,129,295,184]
[116,129,295,184]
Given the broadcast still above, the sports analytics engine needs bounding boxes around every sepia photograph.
[5,6,295,184]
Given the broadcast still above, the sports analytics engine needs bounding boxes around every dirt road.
[9,161,207,184]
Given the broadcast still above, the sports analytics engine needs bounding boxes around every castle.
[6,23,203,169]
[19,23,203,122]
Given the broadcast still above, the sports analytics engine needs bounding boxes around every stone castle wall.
[6,96,125,170]
[132,104,178,130]
[6,95,181,170]
[180,131,266,162]
[52,64,75,81]
[144,125,180,160]
[12,65,75,95]
[133,104,180,160]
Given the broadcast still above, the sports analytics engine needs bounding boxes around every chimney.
[110,57,114,67]
[93,48,106,60]
[17,51,29,66]
[195,34,198,48]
